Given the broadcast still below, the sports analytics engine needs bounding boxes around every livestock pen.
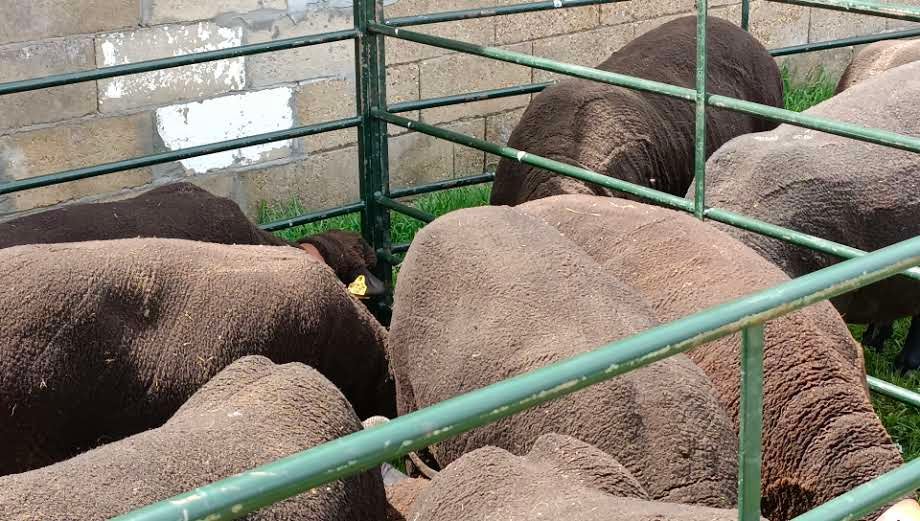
[1,0,919,519]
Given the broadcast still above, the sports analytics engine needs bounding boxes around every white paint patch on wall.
[96,22,245,112]
[155,88,294,174]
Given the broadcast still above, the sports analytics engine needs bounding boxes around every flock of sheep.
[0,13,918,521]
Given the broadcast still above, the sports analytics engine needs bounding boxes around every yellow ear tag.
[348,275,369,299]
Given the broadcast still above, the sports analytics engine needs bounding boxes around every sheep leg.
[863,321,894,351]
[894,317,920,373]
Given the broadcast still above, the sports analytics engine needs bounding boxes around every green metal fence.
[1,0,919,520]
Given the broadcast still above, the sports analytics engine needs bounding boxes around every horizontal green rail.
[373,110,920,282]
[389,172,494,198]
[868,376,920,409]
[392,242,411,254]
[260,202,365,233]
[0,30,358,96]
[389,82,553,113]
[375,193,436,223]
[768,0,920,23]
[112,234,920,521]
[369,24,920,155]
[770,27,920,57]
[0,117,361,196]
[793,458,920,521]
[385,0,627,27]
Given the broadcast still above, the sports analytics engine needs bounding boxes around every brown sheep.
[0,181,385,297]
[410,433,759,521]
[388,205,739,509]
[490,15,782,206]
[837,39,920,93]
[693,61,920,371]
[836,40,920,367]
[0,355,386,521]
[518,194,908,521]
[0,237,394,476]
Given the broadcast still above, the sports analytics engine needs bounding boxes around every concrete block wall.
[0,0,915,221]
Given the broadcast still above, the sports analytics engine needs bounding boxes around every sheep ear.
[876,499,920,521]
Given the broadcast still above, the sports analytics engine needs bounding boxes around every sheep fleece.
[490,15,782,206]
[695,61,920,324]
[0,238,392,476]
[411,434,758,521]
[837,39,920,93]
[519,194,904,521]
[0,356,386,520]
[389,206,738,508]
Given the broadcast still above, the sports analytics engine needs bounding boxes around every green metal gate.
[1,1,920,520]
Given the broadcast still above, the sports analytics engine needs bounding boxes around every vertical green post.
[738,324,764,521]
[354,0,394,321]
[693,0,708,219]
[741,0,750,31]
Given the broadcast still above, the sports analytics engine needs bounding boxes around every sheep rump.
[693,61,920,325]
[836,39,920,93]
[518,194,904,521]
[388,205,738,508]
[410,434,759,521]
[0,237,393,476]
[0,356,386,521]
[490,15,782,206]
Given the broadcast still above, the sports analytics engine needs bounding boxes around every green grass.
[260,69,920,464]
[259,184,491,247]
[782,65,838,113]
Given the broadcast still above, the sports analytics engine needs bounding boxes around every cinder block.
[0,39,97,132]
[238,145,360,219]
[388,119,485,190]
[384,0,494,65]
[484,108,526,172]
[494,3,599,45]
[531,24,637,82]
[0,113,154,212]
[296,63,419,153]
[747,1,811,49]
[420,42,533,124]
[154,87,295,175]
[246,8,355,87]
[0,0,140,46]
[601,0,739,26]
[97,22,246,113]
[885,0,920,30]
[145,0,286,25]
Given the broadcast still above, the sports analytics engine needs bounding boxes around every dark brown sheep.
[0,237,394,476]
[837,39,920,93]
[693,61,920,371]
[490,15,783,206]
[410,433,758,521]
[518,194,907,521]
[388,205,739,508]
[0,355,386,521]
[0,181,385,296]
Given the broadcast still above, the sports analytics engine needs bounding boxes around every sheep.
[0,355,387,521]
[836,40,920,367]
[837,39,920,93]
[0,181,385,297]
[692,61,920,371]
[518,194,908,521]
[388,205,739,509]
[409,433,760,521]
[490,15,782,206]
[0,237,394,476]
